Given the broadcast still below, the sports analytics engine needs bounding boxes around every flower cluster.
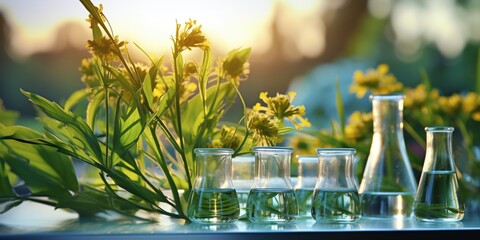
[349,64,403,98]
[253,92,311,130]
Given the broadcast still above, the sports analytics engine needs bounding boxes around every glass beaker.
[294,155,318,218]
[187,148,240,224]
[246,146,298,223]
[358,94,417,219]
[414,127,464,222]
[312,148,361,223]
[232,155,255,217]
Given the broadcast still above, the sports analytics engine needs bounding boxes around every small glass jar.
[246,146,298,223]
[187,148,240,224]
[312,148,361,223]
[294,155,318,218]
[414,127,464,222]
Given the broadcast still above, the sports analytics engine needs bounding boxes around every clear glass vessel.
[232,155,255,217]
[246,146,298,223]
[187,148,240,224]
[358,94,417,219]
[414,127,464,222]
[294,155,318,218]
[312,148,361,223]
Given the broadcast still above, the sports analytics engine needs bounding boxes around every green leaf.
[0,200,22,214]
[86,88,104,129]
[0,109,19,126]
[0,154,14,197]
[0,126,79,193]
[64,89,89,112]
[104,168,165,205]
[199,48,213,110]
[143,57,163,108]
[22,89,103,163]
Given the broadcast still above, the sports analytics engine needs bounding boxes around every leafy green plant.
[0,0,309,222]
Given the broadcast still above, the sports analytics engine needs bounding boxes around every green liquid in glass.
[246,188,298,223]
[414,170,464,222]
[295,188,314,218]
[187,188,240,224]
[312,188,361,222]
[360,191,414,219]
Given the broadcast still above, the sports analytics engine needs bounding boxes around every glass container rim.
[253,146,293,153]
[316,148,356,155]
[295,155,318,161]
[232,155,255,162]
[194,148,234,155]
[369,94,404,101]
[425,126,454,132]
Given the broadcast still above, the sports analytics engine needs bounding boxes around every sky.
[0,0,276,58]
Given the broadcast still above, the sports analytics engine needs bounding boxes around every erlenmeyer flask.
[414,127,464,222]
[246,146,298,223]
[187,148,240,224]
[358,94,417,219]
[312,148,361,223]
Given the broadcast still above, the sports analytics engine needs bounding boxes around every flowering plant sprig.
[0,0,308,222]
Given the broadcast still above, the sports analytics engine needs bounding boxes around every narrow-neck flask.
[414,127,464,222]
[312,148,361,223]
[358,94,417,219]
[187,148,240,224]
[246,146,298,223]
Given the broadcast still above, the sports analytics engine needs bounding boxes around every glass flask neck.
[253,147,293,189]
[193,148,234,189]
[424,127,455,171]
[371,95,404,133]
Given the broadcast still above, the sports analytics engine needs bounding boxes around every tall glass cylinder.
[246,147,298,223]
[414,127,464,222]
[187,148,240,224]
[358,94,417,219]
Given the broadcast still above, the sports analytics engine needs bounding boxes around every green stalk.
[172,49,191,190]
[456,119,475,168]
[147,127,186,217]
[229,78,250,156]
[404,121,425,149]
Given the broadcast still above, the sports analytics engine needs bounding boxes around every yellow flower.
[78,58,99,88]
[209,125,244,149]
[183,61,198,78]
[288,134,322,156]
[153,83,167,99]
[462,92,480,121]
[221,48,251,80]
[175,19,209,52]
[349,64,403,98]
[87,35,128,62]
[254,91,311,130]
[86,3,105,29]
[344,111,373,144]
[247,111,279,146]
[438,94,462,116]
[404,84,439,112]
